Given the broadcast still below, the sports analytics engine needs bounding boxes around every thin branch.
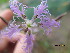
[0,17,8,25]
[55,12,67,21]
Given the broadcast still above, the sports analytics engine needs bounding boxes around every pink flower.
[24,32,34,53]
[10,0,26,18]
[40,17,60,35]
[34,0,49,18]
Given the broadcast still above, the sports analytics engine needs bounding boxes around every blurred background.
[0,0,70,53]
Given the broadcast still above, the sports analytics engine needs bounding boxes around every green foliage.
[25,8,34,20]
[48,0,70,17]
[0,0,8,4]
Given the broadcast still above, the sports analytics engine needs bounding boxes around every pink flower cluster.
[0,0,60,53]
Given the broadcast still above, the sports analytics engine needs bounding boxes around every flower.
[33,0,60,35]
[9,0,27,18]
[1,22,22,38]
[34,0,49,18]
[24,32,34,53]
[40,17,60,35]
